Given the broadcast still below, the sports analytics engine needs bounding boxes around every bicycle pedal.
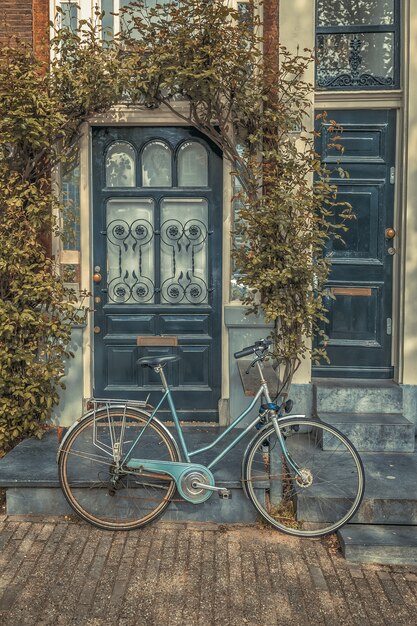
[218,489,232,499]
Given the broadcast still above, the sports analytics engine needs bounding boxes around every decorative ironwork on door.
[104,197,210,305]
[102,137,212,306]
[160,199,209,304]
[106,199,155,304]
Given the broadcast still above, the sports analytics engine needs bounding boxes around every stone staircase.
[1,381,417,565]
[314,379,417,565]
[0,426,258,524]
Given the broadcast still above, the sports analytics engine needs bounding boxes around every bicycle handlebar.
[233,339,272,360]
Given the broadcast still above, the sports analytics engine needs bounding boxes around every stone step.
[0,428,258,524]
[5,485,258,524]
[320,413,415,452]
[314,380,403,414]
[284,448,417,526]
[338,525,417,565]
[3,430,417,529]
[354,450,417,524]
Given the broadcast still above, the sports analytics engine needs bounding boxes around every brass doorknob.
[93,273,102,283]
[385,228,396,239]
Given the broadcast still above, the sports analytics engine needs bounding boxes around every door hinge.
[390,167,395,184]
[386,318,392,335]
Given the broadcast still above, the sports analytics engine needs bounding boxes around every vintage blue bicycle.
[57,339,365,537]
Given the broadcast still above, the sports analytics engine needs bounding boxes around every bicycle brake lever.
[245,352,263,374]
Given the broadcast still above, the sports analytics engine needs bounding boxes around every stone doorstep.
[0,427,258,523]
[5,485,260,524]
[314,380,403,414]
[3,429,417,528]
[0,427,250,488]
[320,412,415,452]
[338,524,417,566]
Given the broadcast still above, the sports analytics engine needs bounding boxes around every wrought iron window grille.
[315,0,400,91]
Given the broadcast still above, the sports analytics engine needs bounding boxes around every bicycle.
[57,339,365,537]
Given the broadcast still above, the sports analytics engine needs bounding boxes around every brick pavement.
[1,516,417,626]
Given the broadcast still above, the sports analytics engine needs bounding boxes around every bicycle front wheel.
[58,408,179,530]
[243,418,364,537]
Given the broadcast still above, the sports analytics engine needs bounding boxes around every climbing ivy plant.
[0,0,350,449]
[116,0,352,392]
[0,21,122,450]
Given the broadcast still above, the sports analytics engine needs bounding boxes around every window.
[178,142,208,187]
[60,2,78,32]
[101,0,114,41]
[106,199,155,303]
[316,0,400,90]
[142,141,172,187]
[106,142,136,187]
[119,0,172,37]
[61,164,81,285]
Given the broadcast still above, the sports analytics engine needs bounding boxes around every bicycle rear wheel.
[58,408,179,530]
[243,418,365,537]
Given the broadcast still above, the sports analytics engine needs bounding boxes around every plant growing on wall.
[0,23,122,450]
[116,0,352,393]
[0,0,351,451]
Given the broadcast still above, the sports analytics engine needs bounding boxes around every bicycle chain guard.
[126,459,215,504]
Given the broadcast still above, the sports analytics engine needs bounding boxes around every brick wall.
[263,0,279,78]
[0,0,49,58]
[0,1,33,45]
[33,0,50,61]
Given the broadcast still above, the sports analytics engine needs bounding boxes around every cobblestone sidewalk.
[1,516,417,626]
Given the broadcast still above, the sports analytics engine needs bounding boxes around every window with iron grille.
[315,0,400,90]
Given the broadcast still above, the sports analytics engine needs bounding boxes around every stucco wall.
[403,2,417,387]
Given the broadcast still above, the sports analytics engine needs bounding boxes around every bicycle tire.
[58,408,179,530]
[243,418,365,537]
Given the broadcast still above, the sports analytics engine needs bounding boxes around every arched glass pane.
[106,142,136,187]
[178,142,208,187]
[142,141,172,187]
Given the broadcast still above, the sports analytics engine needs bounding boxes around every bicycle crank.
[179,468,214,503]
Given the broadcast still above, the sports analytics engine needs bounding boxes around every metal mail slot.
[137,336,178,346]
[332,287,372,297]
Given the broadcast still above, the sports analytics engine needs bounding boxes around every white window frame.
[51,1,258,38]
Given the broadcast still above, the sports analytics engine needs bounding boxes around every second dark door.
[314,109,396,379]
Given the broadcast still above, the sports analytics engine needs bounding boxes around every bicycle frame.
[123,360,305,478]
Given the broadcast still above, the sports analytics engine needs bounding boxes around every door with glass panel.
[92,127,222,420]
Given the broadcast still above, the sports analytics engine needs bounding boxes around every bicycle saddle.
[136,355,180,368]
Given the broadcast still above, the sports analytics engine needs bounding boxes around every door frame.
[313,108,397,379]
[75,105,233,421]
[314,94,404,383]
[91,125,223,416]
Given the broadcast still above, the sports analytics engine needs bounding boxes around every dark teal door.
[314,109,396,379]
[92,127,223,419]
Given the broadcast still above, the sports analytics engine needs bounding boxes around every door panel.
[314,109,396,378]
[92,127,222,419]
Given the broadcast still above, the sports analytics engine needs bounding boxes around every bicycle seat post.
[156,366,169,391]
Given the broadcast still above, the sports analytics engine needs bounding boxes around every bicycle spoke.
[59,409,179,530]
[244,420,364,537]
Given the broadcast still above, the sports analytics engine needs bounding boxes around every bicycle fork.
[253,361,305,482]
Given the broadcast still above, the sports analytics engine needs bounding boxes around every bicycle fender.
[56,405,181,463]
